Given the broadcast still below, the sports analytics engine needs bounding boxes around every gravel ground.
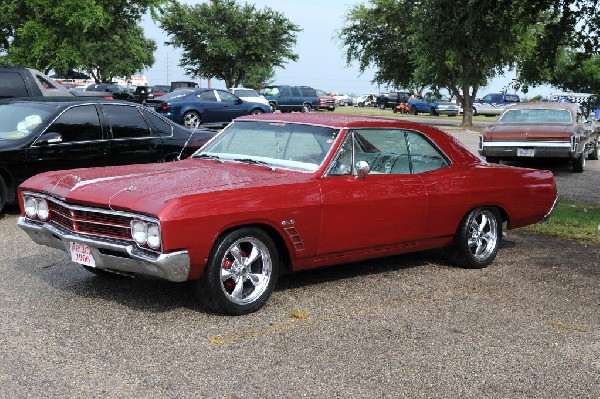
[0,125,598,398]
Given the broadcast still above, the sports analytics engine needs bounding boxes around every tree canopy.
[0,0,163,81]
[339,0,600,126]
[156,0,301,89]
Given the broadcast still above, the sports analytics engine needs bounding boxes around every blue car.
[155,88,272,128]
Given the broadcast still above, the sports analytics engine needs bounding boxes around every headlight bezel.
[130,219,162,251]
[23,195,50,221]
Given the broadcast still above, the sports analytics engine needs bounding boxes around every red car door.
[316,128,431,258]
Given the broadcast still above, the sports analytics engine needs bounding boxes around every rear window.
[504,95,520,103]
[0,72,30,98]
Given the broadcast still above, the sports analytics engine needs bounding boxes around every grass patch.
[331,106,494,123]
[518,199,600,243]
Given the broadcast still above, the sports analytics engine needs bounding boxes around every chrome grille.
[43,196,133,241]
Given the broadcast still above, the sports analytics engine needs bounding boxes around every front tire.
[445,207,502,269]
[250,108,264,115]
[182,110,202,128]
[196,228,279,315]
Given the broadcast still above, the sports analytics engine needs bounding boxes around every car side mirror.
[235,98,243,105]
[355,160,370,179]
[36,132,63,145]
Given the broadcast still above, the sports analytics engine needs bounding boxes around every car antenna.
[177,122,200,161]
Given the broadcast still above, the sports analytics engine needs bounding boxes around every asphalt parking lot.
[0,126,598,398]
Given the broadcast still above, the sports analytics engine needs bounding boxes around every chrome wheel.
[219,236,273,305]
[250,108,264,115]
[445,207,501,269]
[197,228,279,315]
[467,209,499,262]
[183,111,201,128]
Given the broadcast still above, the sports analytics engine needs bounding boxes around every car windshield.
[0,103,53,140]
[234,89,259,97]
[499,108,572,123]
[160,89,195,101]
[195,120,340,171]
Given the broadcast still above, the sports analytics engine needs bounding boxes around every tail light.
[161,103,170,111]
[478,134,484,150]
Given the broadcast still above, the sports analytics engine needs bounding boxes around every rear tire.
[301,104,312,113]
[411,106,418,115]
[588,143,599,160]
[445,207,502,269]
[250,108,264,115]
[182,110,202,128]
[572,148,586,173]
[485,157,500,164]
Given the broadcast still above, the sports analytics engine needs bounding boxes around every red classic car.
[478,102,600,172]
[17,114,557,315]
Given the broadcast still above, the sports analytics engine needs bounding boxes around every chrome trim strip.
[482,141,571,148]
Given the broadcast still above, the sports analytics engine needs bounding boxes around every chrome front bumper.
[18,217,191,282]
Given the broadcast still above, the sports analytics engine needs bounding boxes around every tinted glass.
[302,88,317,96]
[142,109,173,136]
[45,105,102,143]
[290,87,302,96]
[0,72,30,98]
[104,105,152,138]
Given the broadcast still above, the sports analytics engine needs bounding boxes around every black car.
[0,98,216,213]
[85,83,134,100]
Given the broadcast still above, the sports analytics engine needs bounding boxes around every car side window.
[279,87,291,97]
[329,129,448,176]
[406,132,449,173]
[198,90,218,101]
[290,87,302,97]
[104,104,153,139]
[217,90,238,103]
[43,105,103,143]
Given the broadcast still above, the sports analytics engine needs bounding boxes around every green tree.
[339,0,600,125]
[339,0,543,126]
[156,0,300,88]
[0,0,163,80]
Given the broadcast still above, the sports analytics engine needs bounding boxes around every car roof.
[0,97,130,106]
[237,112,433,129]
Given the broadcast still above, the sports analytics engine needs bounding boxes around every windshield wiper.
[234,158,276,171]
[193,153,223,163]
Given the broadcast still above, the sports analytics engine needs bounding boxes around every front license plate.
[517,148,535,157]
[69,242,96,267]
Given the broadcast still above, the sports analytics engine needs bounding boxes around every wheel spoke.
[247,272,262,287]
[229,245,243,263]
[231,277,244,300]
[478,215,489,233]
[244,246,260,266]
[221,268,234,282]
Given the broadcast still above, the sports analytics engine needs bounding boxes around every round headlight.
[24,197,37,218]
[131,221,148,245]
[146,224,161,249]
[37,199,49,221]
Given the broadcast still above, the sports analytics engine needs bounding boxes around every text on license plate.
[517,148,535,157]
[69,242,96,267]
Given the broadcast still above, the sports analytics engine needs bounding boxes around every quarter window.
[104,105,153,138]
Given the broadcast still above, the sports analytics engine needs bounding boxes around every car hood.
[21,159,310,216]
[482,123,573,141]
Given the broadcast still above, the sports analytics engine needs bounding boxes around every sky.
[141,0,556,98]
